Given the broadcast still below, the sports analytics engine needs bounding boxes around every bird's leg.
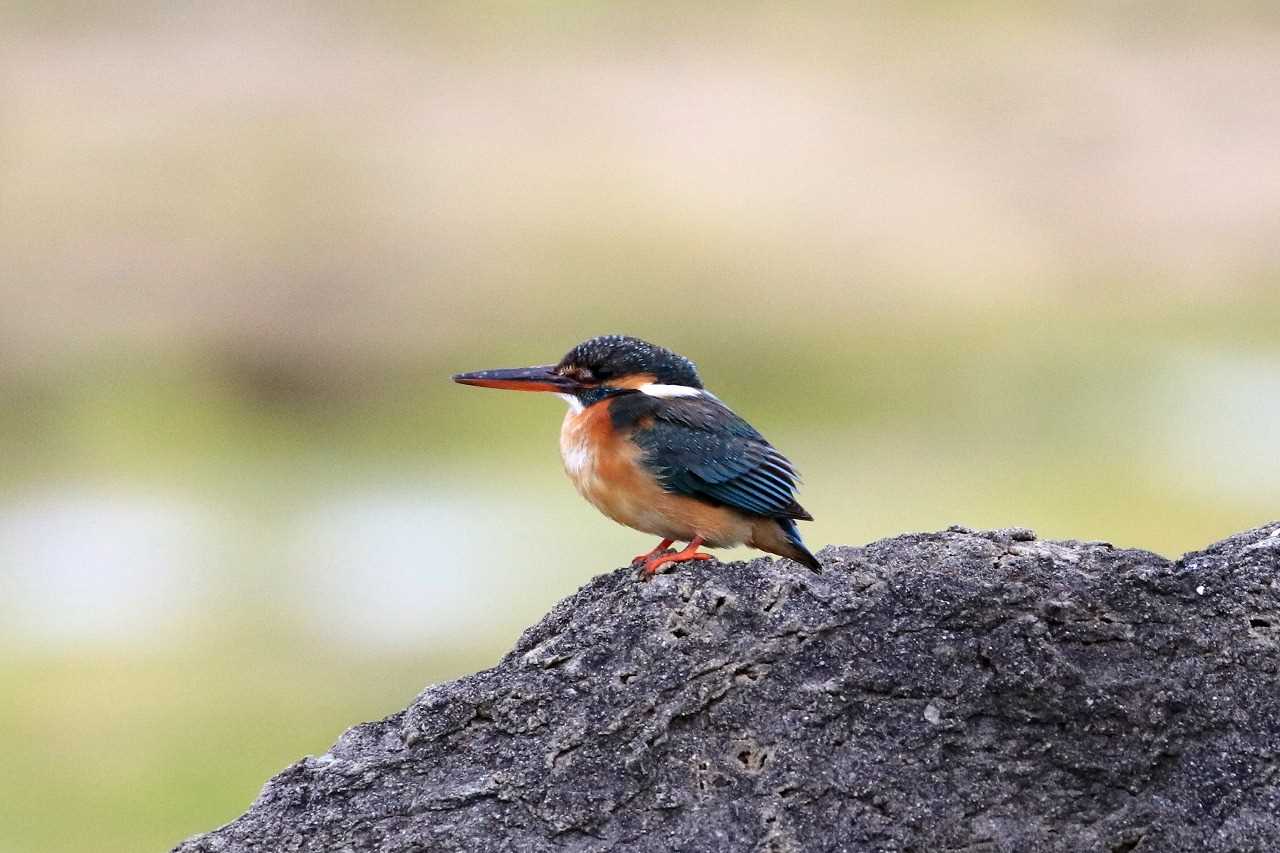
[642,536,714,576]
[631,538,674,565]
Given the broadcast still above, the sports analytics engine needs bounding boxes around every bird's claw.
[640,551,713,577]
[631,549,673,566]
[631,539,676,566]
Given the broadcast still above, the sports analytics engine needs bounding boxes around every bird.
[453,335,820,576]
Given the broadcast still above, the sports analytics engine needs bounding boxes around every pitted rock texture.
[175,523,1280,853]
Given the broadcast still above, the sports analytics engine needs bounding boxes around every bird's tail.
[756,517,822,572]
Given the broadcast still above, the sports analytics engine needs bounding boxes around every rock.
[174,523,1280,853]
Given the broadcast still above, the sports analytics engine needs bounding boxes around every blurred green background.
[2,3,1278,851]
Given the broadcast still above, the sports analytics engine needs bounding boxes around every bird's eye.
[559,366,594,382]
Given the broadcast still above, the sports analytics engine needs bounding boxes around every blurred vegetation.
[1,3,1278,852]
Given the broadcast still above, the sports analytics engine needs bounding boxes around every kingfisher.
[453,335,820,576]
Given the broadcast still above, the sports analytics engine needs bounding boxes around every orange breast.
[558,400,752,547]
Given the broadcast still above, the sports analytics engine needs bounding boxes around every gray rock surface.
[176,523,1280,853]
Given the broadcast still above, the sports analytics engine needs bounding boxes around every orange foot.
[631,538,674,566]
[641,537,713,577]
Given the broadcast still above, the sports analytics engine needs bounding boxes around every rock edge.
[176,523,1280,853]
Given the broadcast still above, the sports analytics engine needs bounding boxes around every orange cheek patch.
[608,373,658,390]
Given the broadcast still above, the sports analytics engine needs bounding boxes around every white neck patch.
[637,383,702,398]
[557,394,585,413]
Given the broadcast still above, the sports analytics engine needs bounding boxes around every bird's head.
[453,335,703,406]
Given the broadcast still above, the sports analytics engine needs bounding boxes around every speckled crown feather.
[558,335,703,388]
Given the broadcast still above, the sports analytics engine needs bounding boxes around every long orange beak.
[452,364,579,394]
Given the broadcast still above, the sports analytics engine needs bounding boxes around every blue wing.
[624,393,811,521]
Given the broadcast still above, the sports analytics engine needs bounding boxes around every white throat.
[557,394,585,413]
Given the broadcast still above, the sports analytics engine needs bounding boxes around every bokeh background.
[2,3,1278,850]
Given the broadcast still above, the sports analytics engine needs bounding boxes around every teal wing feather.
[624,394,811,521]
